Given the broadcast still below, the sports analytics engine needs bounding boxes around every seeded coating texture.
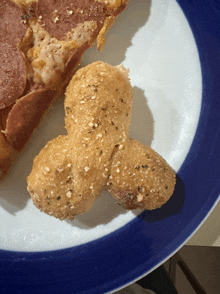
[108,139,176,210]
[27,61,133,220]
[27,61,176,220]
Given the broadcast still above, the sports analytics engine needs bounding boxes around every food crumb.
[66,191,72,198]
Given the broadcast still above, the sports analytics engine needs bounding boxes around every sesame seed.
[67,163,72,168]
[66,191,72,198]
[119,145,123,150]
[44,167,50,172]
[116,168,120,173]
[96,133,102,139]
[84,166,90,172]
[54,16,59,23]
[88,122,94,127]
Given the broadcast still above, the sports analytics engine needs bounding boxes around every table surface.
[186,198,220,246]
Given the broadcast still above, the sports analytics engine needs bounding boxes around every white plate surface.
[0,0,201,252]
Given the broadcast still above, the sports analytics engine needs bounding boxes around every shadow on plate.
[130,86,154,145]
[68,191,127,228]
[71,173,185,229]
[81,0,152,66]
[138,173,185,223]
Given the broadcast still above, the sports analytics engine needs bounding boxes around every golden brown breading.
[27,62,133,220]
[65,61,133,196]
[108,139,176,210]
[27,135,101,220]
[27,61,176,220]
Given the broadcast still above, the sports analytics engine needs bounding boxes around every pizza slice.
[0,0,129,179]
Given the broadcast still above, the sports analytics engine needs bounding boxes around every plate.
[1,0,220,293]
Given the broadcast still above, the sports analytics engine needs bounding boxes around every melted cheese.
[28,21,97,89]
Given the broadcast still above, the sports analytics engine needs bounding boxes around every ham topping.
[0,43,27,109]
[0,0,27,47]
[28,0,106,40]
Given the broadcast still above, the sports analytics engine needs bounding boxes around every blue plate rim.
[1,0,220,293]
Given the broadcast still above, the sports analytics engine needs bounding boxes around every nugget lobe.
[108,139,176,210]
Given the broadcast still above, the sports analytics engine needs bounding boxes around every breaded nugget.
[65,61,133,192]
[27,135,100,220]
[27,61,176,220]
[27,62,133,220]
[108,139,176,210]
